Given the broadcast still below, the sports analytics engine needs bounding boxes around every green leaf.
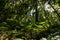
[13,38,24,40]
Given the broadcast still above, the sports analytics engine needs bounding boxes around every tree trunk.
[35,0,38,22]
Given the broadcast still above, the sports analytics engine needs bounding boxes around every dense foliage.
[0,0,60,40]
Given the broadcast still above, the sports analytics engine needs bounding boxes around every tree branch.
[48,0,60,17]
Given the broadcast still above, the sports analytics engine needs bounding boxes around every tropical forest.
[0,0,60,40]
